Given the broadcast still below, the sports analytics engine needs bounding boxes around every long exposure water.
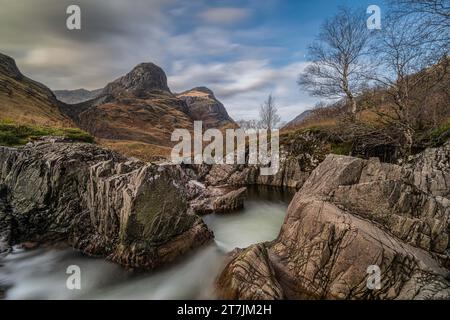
[0,186,294,300]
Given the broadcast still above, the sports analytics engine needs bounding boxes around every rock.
[0,141,213,269]
[203,130,329,189]
[216,244,284,300]
[0,187,12,256]
[204,158,309,189]
[406,140,450,198]
[18,242,39,250]
[216,142,450,299]
[213,187,247,213]
[190,186,247,215]
[269,196,450,299]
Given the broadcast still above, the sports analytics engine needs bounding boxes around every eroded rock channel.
[0,139,449,299]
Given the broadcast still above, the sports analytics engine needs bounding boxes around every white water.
[0,186,293,300]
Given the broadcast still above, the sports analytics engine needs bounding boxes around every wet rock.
[190,186,247,215]
[0,141,213,269]
[216,141,450,299]
[0,187,12,256]
[213,187,247,213]
[216,244,284,300]
[269,196,450,299]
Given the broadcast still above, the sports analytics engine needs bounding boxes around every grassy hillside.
[283,60,450,161]
[0,119,94,146]
[0,54,73,128]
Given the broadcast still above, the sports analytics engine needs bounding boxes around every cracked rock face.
[216,142,450,300]
[0,141,213,269]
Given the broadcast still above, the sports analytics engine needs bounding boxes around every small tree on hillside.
[259,94,281,131]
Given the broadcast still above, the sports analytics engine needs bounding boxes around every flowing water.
[0,186,294,300]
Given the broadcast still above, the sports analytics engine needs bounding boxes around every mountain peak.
[178,87,216,99]
[0,52,23,80]
[102,62,170,98]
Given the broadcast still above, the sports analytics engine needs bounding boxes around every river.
[0,186,294,300]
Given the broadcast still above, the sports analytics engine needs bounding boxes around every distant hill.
[283,110,313,130]
[0,52,73,127]
[54,88,102,104]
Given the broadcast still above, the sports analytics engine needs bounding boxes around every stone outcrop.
[190,186,247,215]
[0,141,213,269]
[406,140,450,198]
[203,130,329,189]
[205,159,310,189]
[216,142,450,300]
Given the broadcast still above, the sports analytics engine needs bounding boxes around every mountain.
[60,63,236,158]
[61,63,192,149]
[102,63,171,98]
[54,88,102,104]
[283,110,313,130]
[0,52,237,160]
[177,87,236,129]
[0,53,72,126]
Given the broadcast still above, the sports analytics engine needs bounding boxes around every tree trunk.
[400,126,414,160]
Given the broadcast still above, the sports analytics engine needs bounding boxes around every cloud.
[168,60,317,121]
[199,7,250,25]
[0,0,319,122]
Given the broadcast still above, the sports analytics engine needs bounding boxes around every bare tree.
[367,13,449,157]
[298,7,370,117]
[390,0,449,52]
[259,94,281,131]
[391,0,449,29]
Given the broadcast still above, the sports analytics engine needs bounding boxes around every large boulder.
[190,186,247,215]
[0,141,213,269]
[216,142,450,299]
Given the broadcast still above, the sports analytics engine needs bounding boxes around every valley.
[0,0,449,302]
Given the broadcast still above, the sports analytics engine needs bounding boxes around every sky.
[0,0,383,122]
